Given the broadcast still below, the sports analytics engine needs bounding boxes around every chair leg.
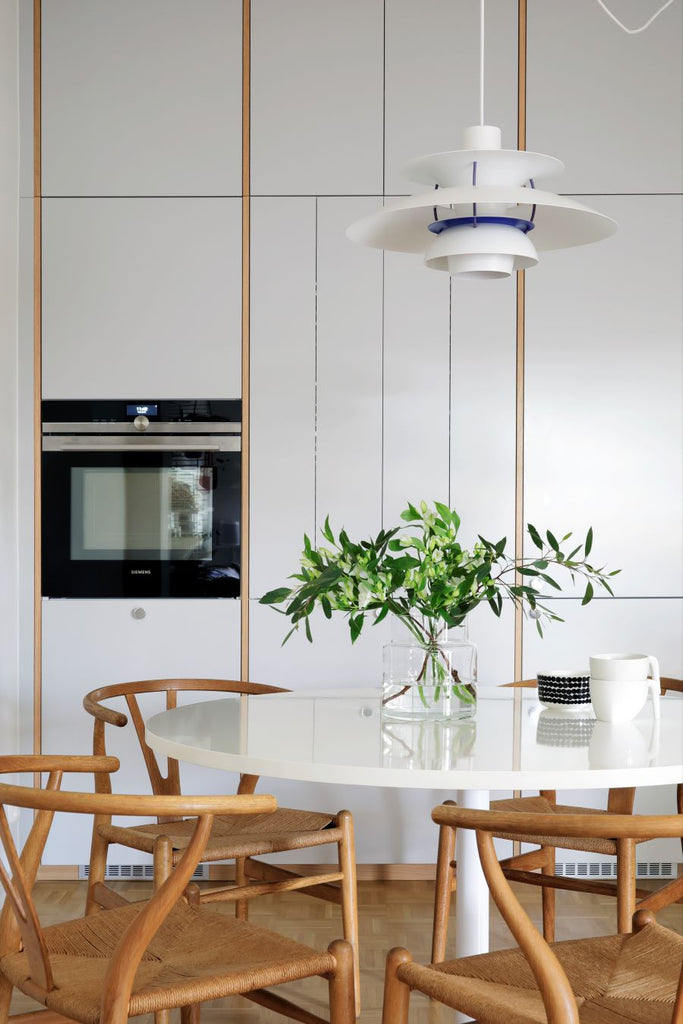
[328,939,356,1024]
[382,948,413,1024]
[0,972,13,1024]
[616,838,637,933]
[431,811,456,963]
[153,836,174,1024]
[235,856,249,921]
[153,834,174,888]
[337,810,361,1016]
[85,826,110,915]
[541,845,556,942]
[180,1005,200,1024]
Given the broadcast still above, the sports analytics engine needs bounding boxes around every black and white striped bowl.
[537,670,591,711]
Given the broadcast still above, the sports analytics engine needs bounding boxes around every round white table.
[146,686,682,961]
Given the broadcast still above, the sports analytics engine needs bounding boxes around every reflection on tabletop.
[524,700,663,772]
[143,687,681,786]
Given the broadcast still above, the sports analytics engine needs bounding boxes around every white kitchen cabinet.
[41,597,241,863]
[523,597,683,681]
[525,195,683,596]
[450,274,517,548]
[249,598,389,690]
[18,0,33,199]
[251,0,383,196]
[316,198,384,539]
[527,0,682,195]
[383,253,451,525]
[41,0,242,197]
[384,0,518,196]
[249,198,316,599]
[41,198,242,400]
[17,198,36,757]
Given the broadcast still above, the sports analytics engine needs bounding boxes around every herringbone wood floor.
[8,879,683,1023]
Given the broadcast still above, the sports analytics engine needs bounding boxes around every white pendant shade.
[347,183,617,254]
[346,125,618,279]
[425,221,539,278]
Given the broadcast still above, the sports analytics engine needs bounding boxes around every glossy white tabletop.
[145,687,682,791]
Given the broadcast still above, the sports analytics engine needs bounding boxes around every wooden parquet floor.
[9,879,683,1023]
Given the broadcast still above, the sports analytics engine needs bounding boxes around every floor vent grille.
[556,861,674,879]
[78,864,208,881]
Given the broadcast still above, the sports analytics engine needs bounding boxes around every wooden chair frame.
[386,806,683,1024]
[0,754,355,1024]
[82,678,360,1012]
[432,676,683,959]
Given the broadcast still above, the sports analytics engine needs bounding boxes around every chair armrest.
[83,688,128,728]
[0,754,119,775]
[431,805,683,842]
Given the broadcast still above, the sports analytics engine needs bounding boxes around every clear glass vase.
[382,620,477,722]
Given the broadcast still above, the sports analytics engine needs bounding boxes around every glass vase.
[382,622,477,722]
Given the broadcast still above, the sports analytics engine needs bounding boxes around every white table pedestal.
[454,789,490,1023]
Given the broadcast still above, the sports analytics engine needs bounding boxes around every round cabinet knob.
[133,414,150,431]
[131,607,146,620]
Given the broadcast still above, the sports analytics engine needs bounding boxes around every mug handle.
[647,656,661,719]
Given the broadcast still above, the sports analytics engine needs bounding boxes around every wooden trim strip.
[513,0,527,685]
[33,0,42,757]
[512,0,528,816]
[240,0,251,681]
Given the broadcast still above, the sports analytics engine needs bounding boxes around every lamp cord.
[595,0,676,34]
[479,0,485,124]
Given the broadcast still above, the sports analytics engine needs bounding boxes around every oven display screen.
[126,403,158,417]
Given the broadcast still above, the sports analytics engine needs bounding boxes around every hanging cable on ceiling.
[479,0,485,125]
[595,0,676,35]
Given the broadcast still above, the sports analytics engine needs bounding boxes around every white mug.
[589,653,660,722]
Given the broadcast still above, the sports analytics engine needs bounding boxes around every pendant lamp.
[347,2,617,279]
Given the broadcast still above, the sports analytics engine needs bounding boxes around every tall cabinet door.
[41,0,242,197]
[41,598,241,864]
[41,198,242,399]
[251,0,383,196]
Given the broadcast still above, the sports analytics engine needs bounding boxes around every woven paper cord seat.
[83,678,360,1012]
[99,806,338,858]
[384,805,683,1024]
[0,755,356,1024]
[431,676,683,959]
[411,926,682,1024]
[1,901,337,1024]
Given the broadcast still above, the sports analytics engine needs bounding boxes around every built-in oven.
[41,400,241,598]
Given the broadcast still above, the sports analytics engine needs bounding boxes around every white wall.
[0,0,19,757]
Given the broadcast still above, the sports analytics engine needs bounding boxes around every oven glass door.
[42,448,240,597]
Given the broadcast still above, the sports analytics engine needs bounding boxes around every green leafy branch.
[259,501,620,645]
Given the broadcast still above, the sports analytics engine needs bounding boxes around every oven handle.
[42,437,240,453]
[55,443,222,451]
[41,442,244,454]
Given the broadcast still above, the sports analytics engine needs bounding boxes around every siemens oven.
[41,400,241,598]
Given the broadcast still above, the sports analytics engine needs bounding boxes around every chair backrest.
[83,678,288,801]
[0,754,275,1006]
[431,804,683,1024]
